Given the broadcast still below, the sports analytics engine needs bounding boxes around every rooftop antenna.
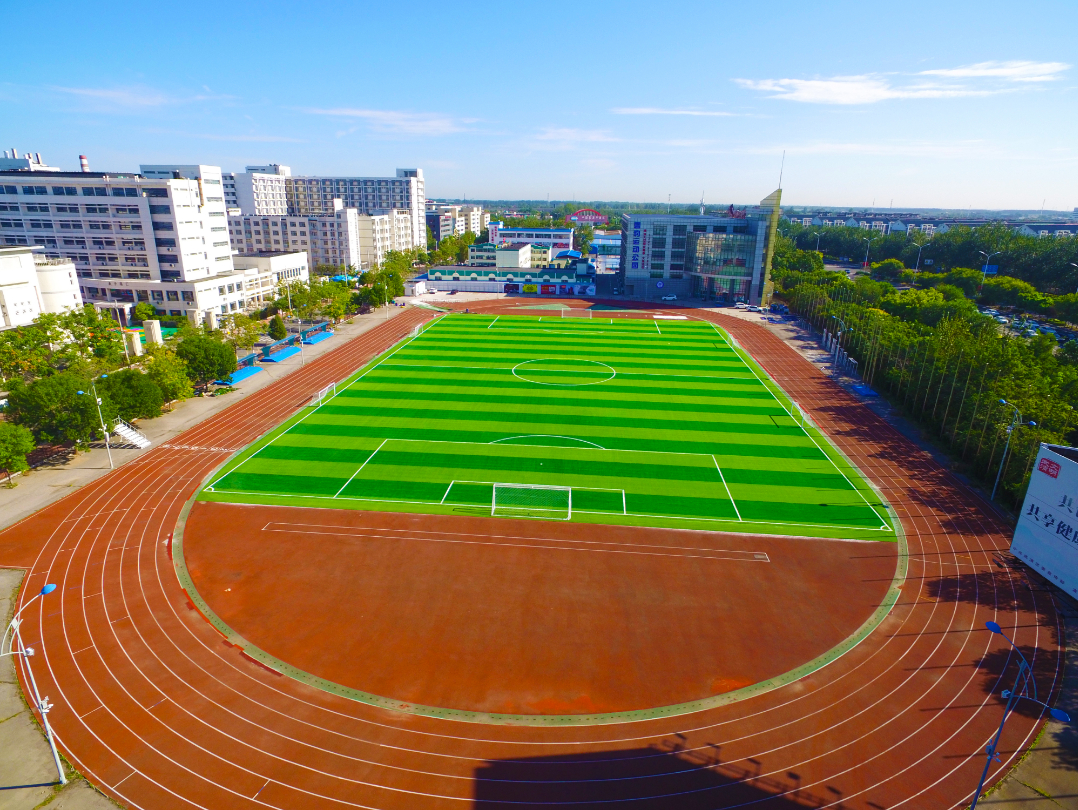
[778,150,785,189]
[700,190,705,216]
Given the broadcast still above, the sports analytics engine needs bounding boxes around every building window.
[649,271,664,278]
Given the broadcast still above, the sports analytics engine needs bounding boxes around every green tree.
[220,313,263,351]
[98,369,164,420]
[144,347,193,405]
[132,301,158,323]
[5,372,117,445]
[268,314,287,340]
[870,258,906,281]
[575,224,594,257]
[176,334,238,387]
[0,422,35,486]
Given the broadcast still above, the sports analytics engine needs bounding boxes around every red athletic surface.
[0,302,1064,809]
[184,502,896,716]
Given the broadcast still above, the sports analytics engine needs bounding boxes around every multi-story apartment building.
[618,190,782,305]
[590,231,621,273]
[426,210,454,244]
[788,211,1078,239]
[283,168,424,247]
[229,204,410,271]
[222,164,290,215]
[488,223,574,256]
[0,246,81,330]
[0,161,303,324]
[426,202,489,237]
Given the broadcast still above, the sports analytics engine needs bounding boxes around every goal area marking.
[493,483,572,520]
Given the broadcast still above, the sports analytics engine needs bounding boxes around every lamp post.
[811,232,821,252]
[914,241,932,272]
[969,620,1071,810]
[830,315,853,377]
[991,400,1035,501]
[862,235,878,269]
[1,583,67,786]
[76,375,112,470]
[979,250,1002,292]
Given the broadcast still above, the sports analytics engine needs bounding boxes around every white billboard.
[1011,443,1078,599]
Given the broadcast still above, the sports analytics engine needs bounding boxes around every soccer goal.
[410,324,422,337]
[310,382,336,407]
[561,308,592,319]
[492,483,572,520]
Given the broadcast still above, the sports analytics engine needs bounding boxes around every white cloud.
[735,61,1069,104]
[611,107,736,117]
[919,60,1069,82]
[50,85,234,108]
[535,127,619,142]
[304,107,469,135]
[734,76,984,105]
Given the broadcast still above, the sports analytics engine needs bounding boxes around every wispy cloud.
[735,60,1070,104]
[304,107,470,135]
[611,107,737,117]
[919,60,1069,82]
[535,127,619,142]
[50,84,233,108]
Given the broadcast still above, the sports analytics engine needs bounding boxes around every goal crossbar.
[311,381,337,407]
[492,483,571,520]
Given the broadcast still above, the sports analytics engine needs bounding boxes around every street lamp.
[811,232,821,252]
[1,583,67,786]
[991,400,1035,501]
[914,241,932,272]
[862,235,879,269]
[968,620,1071,810]
[979,250,1002,291]
[76,375,112,469]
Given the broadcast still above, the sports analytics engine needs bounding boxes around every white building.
[426,202,489,237]
[0,150,61,173]
[284,168,425,246]
[0,246,82,330]
[488,223,573,255]
[223,164,290,215]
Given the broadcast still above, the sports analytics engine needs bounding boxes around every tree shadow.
[473,737,867,809]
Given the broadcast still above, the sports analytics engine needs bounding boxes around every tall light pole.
[914,241,932,272]
[969,620,1071,810]
[2,583,66,786]
[862,235,878,269]
[991,399,1035,501]
[811,232,821,252]
[76,376,112,470]
[979,250,1002,292]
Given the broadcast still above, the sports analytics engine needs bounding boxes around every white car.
[661,294,677,301]
[747,305,762,312]
[734,302,748,309]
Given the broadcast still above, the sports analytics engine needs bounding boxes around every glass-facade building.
[617,190,782,305]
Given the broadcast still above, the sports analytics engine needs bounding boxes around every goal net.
[310,381,336,407]
[561,309,592,318]
[492,483,571,520]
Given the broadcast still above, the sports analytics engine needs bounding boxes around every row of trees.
[773,262,1078,510]
[783,220,1078,295]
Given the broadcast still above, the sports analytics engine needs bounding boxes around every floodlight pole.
[970,621,1071,810]
[77,380,113,470]
[991,400,1035,501]
[2,584,66,786]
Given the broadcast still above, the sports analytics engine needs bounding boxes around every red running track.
[0,302,1063,809]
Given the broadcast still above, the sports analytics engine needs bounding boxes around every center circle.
[512,358,615,386]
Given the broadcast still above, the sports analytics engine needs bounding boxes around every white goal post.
[560,309,592,318]
[310,381,337,407]
[492,483,572,520]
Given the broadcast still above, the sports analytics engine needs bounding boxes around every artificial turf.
[199,312,896,540]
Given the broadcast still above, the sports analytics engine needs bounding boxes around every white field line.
[712,455,743,522]
[333,439,387,498]
[655,320,661,335]
[209,486,891,533]
[207,324,428,487]
[487,316,499,329]
[378,362,757,382]
[707,321,890,530]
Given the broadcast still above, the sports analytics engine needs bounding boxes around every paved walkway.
[0,306,405,534]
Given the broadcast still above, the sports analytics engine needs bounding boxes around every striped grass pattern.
[201,314,894,540]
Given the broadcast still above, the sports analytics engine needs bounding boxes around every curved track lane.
[1,302,1064,809]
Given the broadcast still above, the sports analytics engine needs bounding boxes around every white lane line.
[80,705,103,718]
[712,455,743,522]
[333,439,387,498]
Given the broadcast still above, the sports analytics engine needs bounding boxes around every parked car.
[747,305,762,312]
[661,294,677,301]
[735,302,749,309]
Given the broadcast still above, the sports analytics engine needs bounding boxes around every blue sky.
[4,0,1076,210]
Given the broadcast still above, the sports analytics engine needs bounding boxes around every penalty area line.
[333,439,387,498]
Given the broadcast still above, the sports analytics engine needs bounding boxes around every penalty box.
[333,437,736,520]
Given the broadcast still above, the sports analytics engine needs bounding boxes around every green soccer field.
[199,312,895,541]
